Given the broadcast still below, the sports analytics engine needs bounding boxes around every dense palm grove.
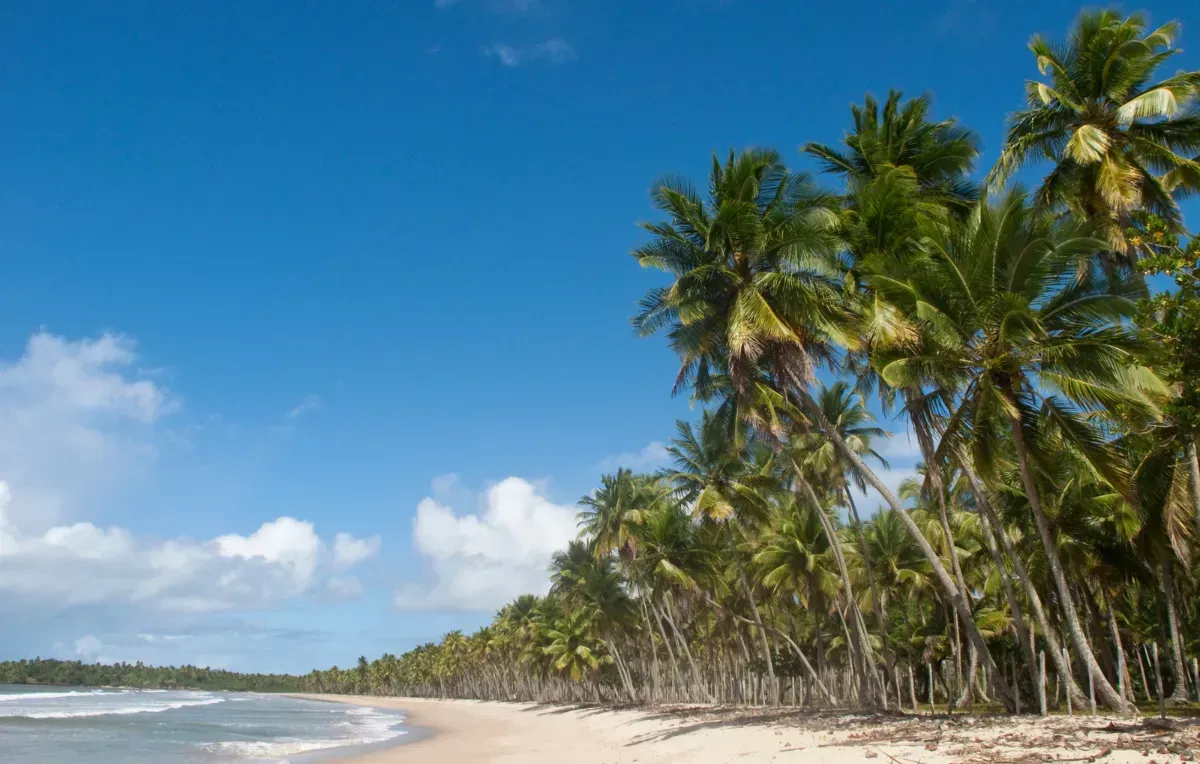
[0,658,304,692]
[304,11,1200,716]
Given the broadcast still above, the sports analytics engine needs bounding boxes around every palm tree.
[988,10,1200,259]
[633,147,1018,709]
[577,469,660,561]
[792,381,895,703]
[543,607,611,683]
[870,188,1156,711]
[804,90,980,217]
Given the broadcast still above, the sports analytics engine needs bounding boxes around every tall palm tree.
[805,90,980,217]
[663,409,781,697]
[989,10,1200,258]
[633,147,1018,709]
[871,188,1157,711]
[793,381,896,698]
[577,469,660,561]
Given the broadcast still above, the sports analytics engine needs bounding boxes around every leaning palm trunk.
[793,466,883,707]
[793,384,1017,710]
[976,492,1041,692]
[846,489,895,699]
[1187,440,1200,539]
[1160,554,1190,703]
[962,460,1090,708]
[663,593,715,702]
[1006,415,1132,713]
[725,524,779,703]
[913,413,975,707]
[701,590,838,705]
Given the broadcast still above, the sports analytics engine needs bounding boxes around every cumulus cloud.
[0,332,172,528]
[394,477,578,611]
[595,441,669,472]
[483,38,576,67]
[332,532,381,569]
[0,482,381,613]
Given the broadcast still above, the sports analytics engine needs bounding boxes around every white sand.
[288,694,1199,764]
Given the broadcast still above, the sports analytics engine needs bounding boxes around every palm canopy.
[868,188,1158,480]
[805,90,980,214]
[577,468,662,560]
[988,10,1200,253]
[632,148,851,411]
[793,380,890,496]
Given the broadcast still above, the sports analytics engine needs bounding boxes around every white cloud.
[0,482,380,613]
[74,635,101,659]
[286,394,321,419]
[595,441,669,472]
[0,332,173,528]
[332,532,381,569]
[852,424,922,516]
[483,38,576,67]
[394,477,578,611]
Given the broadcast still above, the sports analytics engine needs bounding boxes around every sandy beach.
[289,694,1200,764]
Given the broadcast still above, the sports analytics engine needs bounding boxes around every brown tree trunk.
[793,467,883,708]
[1186,440,1200,539]
[1160,554,1190,703]
[726,524,778,703]
[1006,414,1132,714]
[793,385,1016,711]
[961,460,1090,708]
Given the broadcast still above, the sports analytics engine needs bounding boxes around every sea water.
[0,685,409,763]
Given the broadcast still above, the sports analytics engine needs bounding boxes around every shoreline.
[283,694,1200,764]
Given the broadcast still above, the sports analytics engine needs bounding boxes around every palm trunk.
[649,599,685,698]
[793,385,1016,711]
[1099,589,1131,702]
[1005,414,1132,713]
[1160,553,1190,703]
[977,491,1040,692]
[704,590,838,705]
[664,592,714,702]
[793,467,882,707]
[846,489,895,693]
[1187,439,1200,540]
[638,595,662,703]
[725,524,778,703]
[912,411,975,708]
[961,459,1089,708]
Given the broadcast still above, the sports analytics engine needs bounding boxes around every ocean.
[0,685,410,763]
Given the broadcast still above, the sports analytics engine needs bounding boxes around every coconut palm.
[805,90,980,218]
[634,147,1018,708]
[577,469,661,561]
[988,10,1200,259]
[870,188,1160,711]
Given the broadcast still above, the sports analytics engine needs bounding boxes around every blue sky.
[1,0,1197,674]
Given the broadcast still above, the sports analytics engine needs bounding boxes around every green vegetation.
[0,658,304,692]
[302,9,1200,716]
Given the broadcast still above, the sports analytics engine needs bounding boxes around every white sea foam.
[0,696,226,719]
[206,705,406,760]
[0,690,107,701]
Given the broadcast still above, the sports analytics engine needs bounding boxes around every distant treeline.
[0,658,305,692]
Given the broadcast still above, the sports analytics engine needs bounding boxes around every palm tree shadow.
[622,707,887,746]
